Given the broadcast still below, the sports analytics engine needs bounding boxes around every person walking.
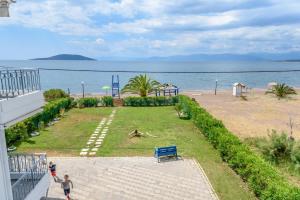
[61,174,74,200]
[49,161,58,182]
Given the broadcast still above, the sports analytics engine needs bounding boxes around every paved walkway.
[80,109,116,156]
[47,157,218,200]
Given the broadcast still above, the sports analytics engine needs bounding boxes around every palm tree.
[265,83,297,99]
[122,74,161,97]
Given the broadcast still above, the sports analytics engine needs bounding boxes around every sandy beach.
[184,88,300,139]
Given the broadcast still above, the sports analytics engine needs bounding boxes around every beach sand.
[184,89,300,139]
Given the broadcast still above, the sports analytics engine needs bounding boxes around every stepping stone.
[89,152,96,156]
[94,131,100,134]
[95,142,102,145]
[97,138,103,142]
[95,145,101,148]
[80,152,88,156]
[81,148,89,152]
[87,142,93,145]
[90,137,96,140]
[91,148,98,152]
[92,134,98,136]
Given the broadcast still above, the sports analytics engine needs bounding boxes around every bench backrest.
[156,146,177,156]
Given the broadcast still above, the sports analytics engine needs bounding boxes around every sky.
[0,0,300,60]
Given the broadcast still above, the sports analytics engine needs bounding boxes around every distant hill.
[32,54,96,61]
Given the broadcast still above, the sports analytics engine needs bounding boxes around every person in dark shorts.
[49,161,58,182]
[61,174,73,200]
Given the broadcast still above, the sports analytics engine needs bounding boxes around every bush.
[5,98,73,146]
[77,98,99,108]
[291,143,300,168]
[177,95,300,199]
[261,131,294,163]
[123,96,178,106]
[43,89,69,102]
[101,96,114,107]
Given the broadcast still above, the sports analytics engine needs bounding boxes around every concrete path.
[46,157,218,200]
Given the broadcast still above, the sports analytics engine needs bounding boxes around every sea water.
[1,60,300,93]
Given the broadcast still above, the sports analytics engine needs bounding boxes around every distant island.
[32,54,96,61]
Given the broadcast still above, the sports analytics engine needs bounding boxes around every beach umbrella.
[102,85,111,95]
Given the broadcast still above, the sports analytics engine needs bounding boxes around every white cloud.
[1,0,300,56]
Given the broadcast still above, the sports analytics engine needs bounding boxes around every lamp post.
[0,0,16,17]
[214,79,218,95]
[81,81,85,98]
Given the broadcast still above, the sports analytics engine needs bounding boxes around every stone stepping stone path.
[80,109,116,157]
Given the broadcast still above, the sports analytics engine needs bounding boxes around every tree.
[122,74,161,97]
[265,83,297,99]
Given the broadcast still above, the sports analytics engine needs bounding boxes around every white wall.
[0,126,13,200]
[0,91,44,126]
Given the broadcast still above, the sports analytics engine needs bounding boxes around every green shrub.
[291,143,300,168]
[77,98,99,108]
[43,89,68,102]
[178,95,300,199]
[261,131,294,163]
[123,96,178,106]
[101,96,114,107]
[5,98,72,146]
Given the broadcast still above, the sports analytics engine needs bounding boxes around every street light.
[0,0,16,17]
[81,81,85,98]
[214,79,218,95]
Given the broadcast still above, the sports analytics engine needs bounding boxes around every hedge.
[43,89,69,102]
[76,96,114,108]
[5,98,73,146]
[178,95,300,200]
[123,96,178,106]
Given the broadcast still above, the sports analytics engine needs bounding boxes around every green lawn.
[17,108,113,155]
[17,106,256,200]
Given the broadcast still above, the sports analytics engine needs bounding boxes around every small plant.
[240,95,248,101]
[78,98,99,108]
[261,130,294,163]
[101,96,114,107]
[291,143,300,169]
[265,83,297,99]
[43,89,69,102]
[174,103,183,118]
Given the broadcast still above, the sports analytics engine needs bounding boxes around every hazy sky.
[1,0,300,59]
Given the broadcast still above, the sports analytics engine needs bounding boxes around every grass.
[17,108,113,156]
[98,107,256,200]
[17,106,256,200]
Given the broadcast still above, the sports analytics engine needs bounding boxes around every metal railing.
[8,153,48,200]
[0,68,41,99]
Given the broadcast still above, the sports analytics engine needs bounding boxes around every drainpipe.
[0,124,13,200]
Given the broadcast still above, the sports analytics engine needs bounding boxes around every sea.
[1,60,300,94]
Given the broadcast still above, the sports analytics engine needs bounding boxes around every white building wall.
[0,91,44,125]
[0,91,45,200]
[0,125,13,200]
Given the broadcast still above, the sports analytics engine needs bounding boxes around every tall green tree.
[265,83,297,99]
[122,74,161,97]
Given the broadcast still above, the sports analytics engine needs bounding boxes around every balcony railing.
[8,153,48,200]
[0,68,41,99]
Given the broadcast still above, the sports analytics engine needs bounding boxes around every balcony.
[0,68,47,200]
[0,68,44,126]
[9,153,50,200]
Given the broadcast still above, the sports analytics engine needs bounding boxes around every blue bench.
[154,146,178,162]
